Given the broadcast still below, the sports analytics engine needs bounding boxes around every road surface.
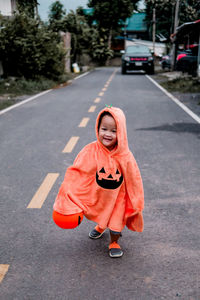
[0,68,200,300]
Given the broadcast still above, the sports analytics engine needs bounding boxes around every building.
[0,0,17,16]
[124,12,148,40]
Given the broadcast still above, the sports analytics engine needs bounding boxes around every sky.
[38,0,145,21]
[38,0,89,20]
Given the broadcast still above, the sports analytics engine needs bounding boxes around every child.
[53,106,144,258]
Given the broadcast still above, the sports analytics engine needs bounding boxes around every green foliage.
[0,13,66,80]
[17,0,38,18]
[63,7,113,65]
[88,0,139,29]
[63,8,97,64]
[0,77,56,96]
[48,1,66,32]
[90,28,114,64]
[145,0,200,41]
[87,0,140,63]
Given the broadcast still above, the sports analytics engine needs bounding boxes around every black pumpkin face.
[96,167,123,189]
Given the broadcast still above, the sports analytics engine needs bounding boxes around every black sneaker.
[89,227,106,239]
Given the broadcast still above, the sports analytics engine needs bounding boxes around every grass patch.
[0,99,16,110]
[0,77,56,96]
[160,76,200,93]
[0,73,75,96]
[0,73,75,111]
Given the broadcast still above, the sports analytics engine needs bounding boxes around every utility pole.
[152,8,156,55]
[198,31,200,77]
[171,0,180,71]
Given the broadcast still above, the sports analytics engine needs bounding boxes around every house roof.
[171,19,200,43]
[82,8,94,16]
[125,12,147,32]
[83,9,147,32]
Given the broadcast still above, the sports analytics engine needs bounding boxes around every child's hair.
[98,111,114,131]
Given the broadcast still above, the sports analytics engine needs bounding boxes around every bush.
[0,77,56,95]
[0,13,66,80]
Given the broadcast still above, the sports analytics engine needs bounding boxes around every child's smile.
[98,115,117,151]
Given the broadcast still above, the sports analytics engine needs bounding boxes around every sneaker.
[109,241,123,258]
[89,225,106,239]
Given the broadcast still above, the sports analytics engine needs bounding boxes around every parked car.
[176,46,198,76]
[161,45,198,75]
[121,45,154,74]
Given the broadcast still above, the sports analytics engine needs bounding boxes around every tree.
[145,0,200,42]
[17,0,39,18]
[87,0,140,50]
[64,8,98,65]
[0,13,65,79]
[48,1,66,32]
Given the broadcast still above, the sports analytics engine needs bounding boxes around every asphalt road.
[0,67,200,300]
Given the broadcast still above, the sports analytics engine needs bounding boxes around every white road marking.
[74,72,90,80]
[146,75,200,124]
[0,90,52,116]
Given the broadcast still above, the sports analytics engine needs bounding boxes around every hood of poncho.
[96,106,129,156]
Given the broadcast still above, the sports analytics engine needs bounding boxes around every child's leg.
[110,230,121,243]
[109,230,123,258]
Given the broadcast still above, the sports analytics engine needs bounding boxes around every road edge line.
[0,71,91,116]
[146,75,200,124]
[0,89,52,116]
[74,71,90,80]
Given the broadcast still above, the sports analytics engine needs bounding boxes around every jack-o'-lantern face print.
[96,167,123,189]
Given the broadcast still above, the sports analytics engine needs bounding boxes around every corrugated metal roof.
[83,8,94,16]
[126,12,147,32]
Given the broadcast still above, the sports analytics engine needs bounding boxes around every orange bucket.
[52,210,84,229]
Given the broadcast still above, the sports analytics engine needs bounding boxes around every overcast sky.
[38,0,145,21]
[38,0,88,20]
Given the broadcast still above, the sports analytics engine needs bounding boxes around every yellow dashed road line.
[62,136,79,153]
[27,173,59,209]
[88,105,96,113]
[98,92,104,97]
[0,264,9,283]
[79,117,90,127]
[94,97,101,103]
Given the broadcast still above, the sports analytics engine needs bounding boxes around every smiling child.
[53,106,144,258]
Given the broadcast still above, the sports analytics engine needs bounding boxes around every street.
[0,67,200,300]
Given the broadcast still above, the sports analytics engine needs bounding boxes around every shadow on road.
[136,122,200,135]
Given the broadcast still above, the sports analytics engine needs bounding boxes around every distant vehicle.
[121,45,154,74]
[160,45,198,75]
[176,45,198,76]
[160,55,171,70]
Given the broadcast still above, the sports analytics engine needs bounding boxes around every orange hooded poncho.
[53,107,144,232]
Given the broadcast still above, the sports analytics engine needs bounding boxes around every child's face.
[98,115,117,151]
